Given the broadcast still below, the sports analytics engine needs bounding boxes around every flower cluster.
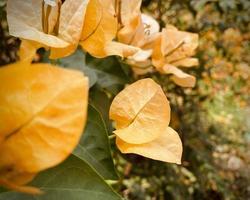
[7,0,198,87]
[116,0,199,87]
[0,0,199,194]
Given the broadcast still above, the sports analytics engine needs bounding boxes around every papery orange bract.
[116,1,199,87]
[7,0,139,59]
[162,64,196,88]
[0,62,89,193]
[117,0,143,45]
[117,6,161,74]
[7,0,89,59]
[80,0,139,58]
[81,0,102,41]
[117,127,182,164]
[19,40,43,63]
[152,26,199,87]
[110,79,170,144]
[109,78,182,163]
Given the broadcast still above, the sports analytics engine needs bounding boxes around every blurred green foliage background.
[0,0,249,199]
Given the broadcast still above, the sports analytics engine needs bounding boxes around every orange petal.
[50,44,78,59]
[7,0,69,48]
[161,26,198,63]
[59,0,89,44]
[162,64,196,87]
[104,41,140,58]
[19,40,43,63]
[171,58,199,68]
[116,127,182,164]
[0,62,88,191]
[80,0,118,57]
[117,0,142,45]
[81,0,102,41]
[110,78,170,144]
[0,178,42,195]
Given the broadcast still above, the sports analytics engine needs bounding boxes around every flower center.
[144,23,151,36]
[115,0,123,29]
[42,0,62,35]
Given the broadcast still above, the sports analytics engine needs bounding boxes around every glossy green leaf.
[89,87,113,133]
[73,105,118,180]
[86,54,130,94]
[58,49,98,88]
[58,49,130,93]
[0,155,122,200]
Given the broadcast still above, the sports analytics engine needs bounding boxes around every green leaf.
[58,49,130,94]
[0,155,122,200]
[86,54,130,94]
[58,49,98,88]
[73,105,118,180]
[89,87,113,133]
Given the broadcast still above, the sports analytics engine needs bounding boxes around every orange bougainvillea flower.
[115,0,199,87]
[115,0,160,74]
[7,0,138,59]
[124,13,161,75]
[152,25,199,87]
[109,79,182,164]
[0,62,88,193]
[117,0,159,57]
[117,0,143,45]
[79,0,139,58]
[7,0,89,59]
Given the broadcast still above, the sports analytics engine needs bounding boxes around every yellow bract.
[117,0,143,45]
[7,0,139,59]
[80,0,114,57]
[109,79,182,163]
[7,0,89,59]
[81,0,102,41]
[19,40,43,63]
[0,62,89,193]
[152,26,199,87]
[80,0,139,58]
[115,0,199,87]
[117,127,182,164]
[123,14,161,75]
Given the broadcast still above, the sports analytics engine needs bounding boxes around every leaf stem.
[105,180,118,185]
[108,134,116,140]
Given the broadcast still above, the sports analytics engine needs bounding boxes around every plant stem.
[108,134,116,140]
